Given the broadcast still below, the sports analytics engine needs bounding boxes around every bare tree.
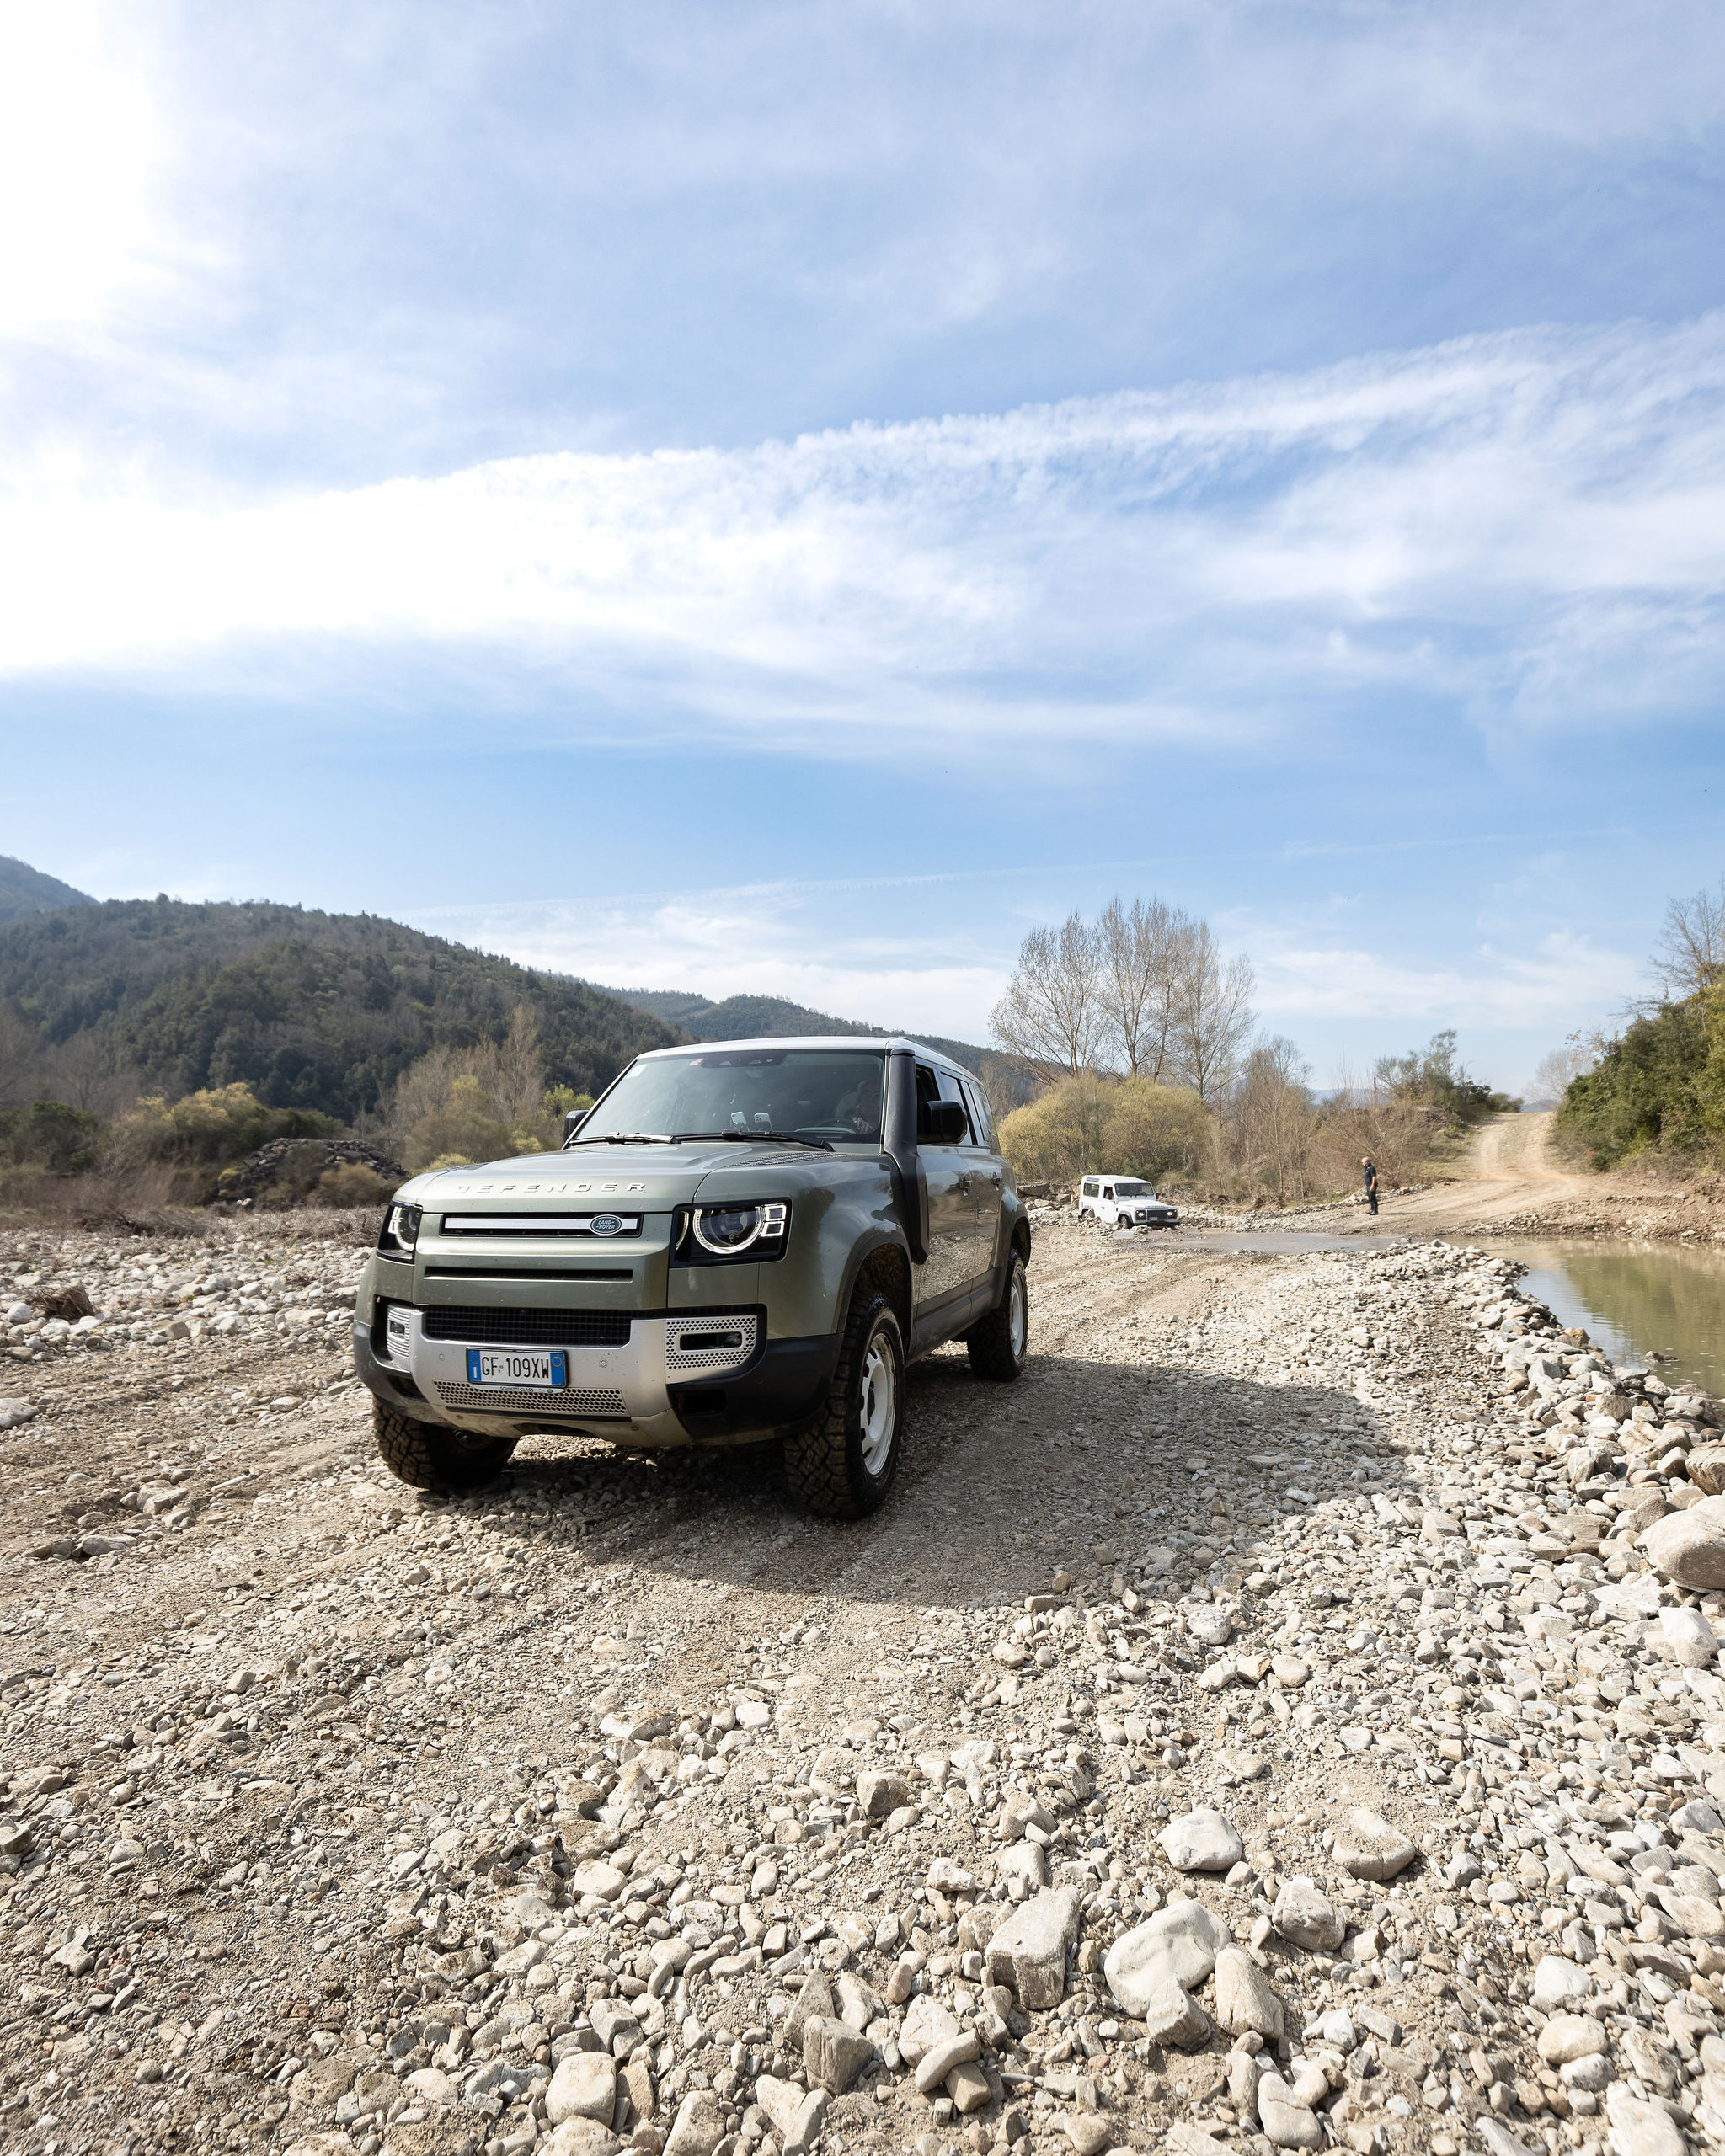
[1171,923,1256,1103]
[991,912,1103,1077]
[0,1001,46,1110]
[1096,894,1185,1078]
[1530,1033,1604,1107]
[1228,1035,1316,1200]
[1653,876,1725,996]
[43,1027,142,1118]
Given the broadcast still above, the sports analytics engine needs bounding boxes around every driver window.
[916,1064,942,1138]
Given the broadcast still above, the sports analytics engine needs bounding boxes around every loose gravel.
[2,1215,1723,2156]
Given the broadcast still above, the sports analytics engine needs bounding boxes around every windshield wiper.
[563,1132,676,1147]
[676,1129,835,1153]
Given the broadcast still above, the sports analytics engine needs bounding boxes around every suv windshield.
[579,1049,887,1145]
[1113,1181,1154,1198]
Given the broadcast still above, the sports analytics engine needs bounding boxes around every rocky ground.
[3,1213,1725,2156]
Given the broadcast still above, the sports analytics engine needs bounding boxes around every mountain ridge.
[603,986,993,1075]
[0,855,95,926]
[0,897,675,1122]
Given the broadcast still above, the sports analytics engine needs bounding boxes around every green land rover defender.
[351,1038,1031,1516]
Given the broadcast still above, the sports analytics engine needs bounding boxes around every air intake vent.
[421,1307,631,1348]
[434,1382,628,1417]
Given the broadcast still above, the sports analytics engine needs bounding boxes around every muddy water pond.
[1495,1238,1725,1400]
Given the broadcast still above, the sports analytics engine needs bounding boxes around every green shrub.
[314,1162,394,1208]
[1373,1030,1520,1131]
[1555,989,1725,1167]
[110,1082,336,1168]
[0,1097,100,1175]
[999,1074,1213,1184]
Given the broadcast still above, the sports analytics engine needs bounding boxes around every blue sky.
[3,2,1724,1091]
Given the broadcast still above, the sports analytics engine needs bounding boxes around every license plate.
[465,1348,566,1387]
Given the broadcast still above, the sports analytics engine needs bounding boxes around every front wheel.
[373,1400,517,1492]
[966,1251,1028,1381]
[782,1292,905,1518]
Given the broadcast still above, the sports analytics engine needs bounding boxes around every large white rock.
[547,2052,617,2126]
[897,1993,962,2065]
[1605,2089,1689,2156]
[1538,2014,1608,2065]
[539,2125,620,2156]
[1331,1806,1418,1881]
[1532,1955,1594,2012]
[1643,1510,1725,1592]
[1159,1807,1243,1872]
[662,2090,729,2156]
[1213,1945,1284,2037]
[1255,2072,1322,2150]
[1662,1605,1720,1667]
[1140,1976,1210,2049]
[1272,1876,1344,1951]
[1103,1898,1231,2015]
[983,1885,1081,2009]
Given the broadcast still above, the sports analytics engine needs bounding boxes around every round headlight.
[693,1205,762,1254]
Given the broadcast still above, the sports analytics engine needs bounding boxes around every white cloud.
[4,313,1723,750]
[0,1,163,335]
[413,887,1010,1043]
[1252,927,1643,1027]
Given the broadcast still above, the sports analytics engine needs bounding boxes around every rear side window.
[961,1078,993,1149]
[1082,1178,1099,1196]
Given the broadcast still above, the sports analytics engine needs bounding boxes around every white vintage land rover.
[1077,1176,1179,1230]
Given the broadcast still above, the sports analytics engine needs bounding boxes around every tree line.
[987,896,1516,1198]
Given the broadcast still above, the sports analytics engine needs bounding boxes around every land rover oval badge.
[590,1214,623,1237]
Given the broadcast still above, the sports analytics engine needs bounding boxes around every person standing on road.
[1362,1155,1379,1216]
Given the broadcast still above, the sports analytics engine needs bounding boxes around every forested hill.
[0,899,675,1123]
[610,987,991,1075]
[0,855,94,925]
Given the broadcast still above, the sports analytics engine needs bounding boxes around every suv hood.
[396,1141,872,1211]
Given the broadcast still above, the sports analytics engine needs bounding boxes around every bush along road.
[1,1214,1724,2156]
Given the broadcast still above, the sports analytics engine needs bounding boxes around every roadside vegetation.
[1551,875,1725,1171]
[989,896,1518,1202]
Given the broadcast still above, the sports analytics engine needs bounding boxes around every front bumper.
[352,1310,837,1449]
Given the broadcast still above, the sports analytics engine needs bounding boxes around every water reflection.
[1494,1238,1725,1398]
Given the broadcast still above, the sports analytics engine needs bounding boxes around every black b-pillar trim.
[884,1047,928,1266]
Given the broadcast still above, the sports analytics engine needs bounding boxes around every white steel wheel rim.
[1010,1269,1028,1357]
[858,1334,897,1476]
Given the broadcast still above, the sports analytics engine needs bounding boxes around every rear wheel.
[373,1399,517,1492]
[782,1291,905,1518]
[966,1251,1028,1381]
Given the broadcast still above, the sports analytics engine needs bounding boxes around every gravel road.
[3,1214,1724,2156]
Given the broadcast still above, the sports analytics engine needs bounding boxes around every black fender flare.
[836,1229,915,1343]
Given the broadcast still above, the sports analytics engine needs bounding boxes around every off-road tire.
[373,1399,517,1492]
[782,1291,905,1519]
[966,1250,1028,1382]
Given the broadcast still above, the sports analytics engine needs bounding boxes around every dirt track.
[1284,1117,1724,1248]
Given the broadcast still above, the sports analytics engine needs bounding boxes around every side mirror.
[563,1108,588,1139]
[922,1100,968,1144]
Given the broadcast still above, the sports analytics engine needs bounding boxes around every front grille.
[434,1382,628,1417]
[420,1306,631,1348]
